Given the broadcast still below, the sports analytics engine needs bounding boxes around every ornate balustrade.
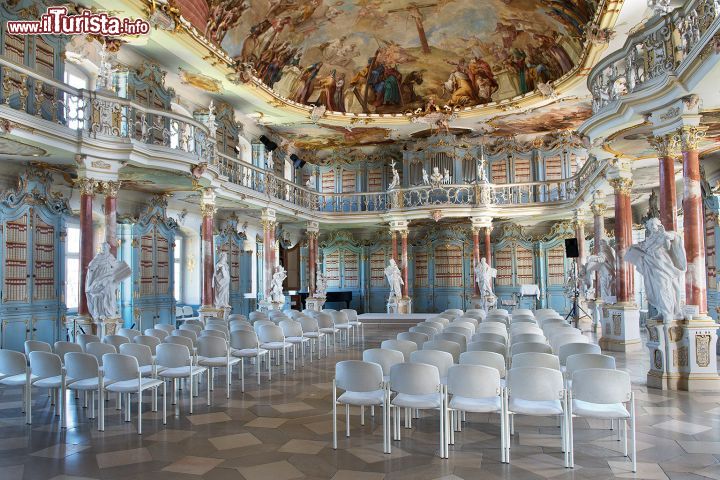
[0,56,605,218]
[589,0,720,114]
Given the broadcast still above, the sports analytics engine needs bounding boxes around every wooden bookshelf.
[513,158,532,183]
[325,250,340,287]
[4,214,29,302]
[516,246,535,285]
[343,249,359,288]
[321,170,335,193]
[434,245,463,287]
[33,216,55,301]
[414,251,428,288]
[547,245,566,286]
[491,160,508,184]
[370,250,386,287]
[367,168,383,192]
[495,246,513,286]
[341,170,356,193]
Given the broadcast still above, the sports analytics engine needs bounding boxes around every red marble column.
[103,181,120,257]
[262,217,276,298]
[484,226,492,265]
[391,231,398,263]
[77,178,95,318]
[611,178,634,303]
[681,127,708,314]
[400,229,409,297]
[652,135,679,231]
[591,202,606,297]
[472,227,481,295]
[308,231,317,296]
[201,203,215,307]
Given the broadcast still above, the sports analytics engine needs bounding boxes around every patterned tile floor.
[2,324,720,479]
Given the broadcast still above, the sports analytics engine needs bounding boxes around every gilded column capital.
[307,230,319,240]
[676,125,708,152]
[591,202,607,216]
[609,177,634,194]
[75,177,97,196]
[260,218,276,233]
[399,229,409,239]
[100,180,122,198]
[200,203,217,218]
[649,134,680,158]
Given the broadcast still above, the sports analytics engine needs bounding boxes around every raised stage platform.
[357,313,435,325]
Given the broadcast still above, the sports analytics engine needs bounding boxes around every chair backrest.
[340,309,358,322]
[103,335,129,350]
[463,310,486,321]
[164,335,194,351]
[380,339,417,361]
[335,360,383,392]
[444,326,473,340]
[512,352,560,370]
[330,311,349,326]
[205,325,230,336]
[133,335,161,354]
[86,342,117,365]
[459,351,506,377]
[230,330,261,350]
[410,325,438,337]
[287,310,304,320]
[514,308,534,316]
[510,324,543,336]
[431,316,451,326]
[197,335,228,358]
[299,316,320,333]
[410,350,454,378]
[434,332,467,352]
[447,364,501,398]
[543,322,573,336]
[566,353,616,378]
[28,351,62,378]
[201,329,228,340]
[64,352,99,380]
[182,306,194,317]
[507,366,564,401]
[155,324,175,334]
[510,315,537,325]
[455,317,479,327]
[24,340,52,357]
[389,362,440,395]
[77,334,101,351]
[254,319,275,333]
[472,332,507,345]
[418,322,442,333]
[572,368,631,404]
[228,313,247,322]
[279,320,304,338]
[551,333,589,352]
[118,328,142,341]
[144,328,168,340]
[362,348,404,376]
[103,353,140,382]
[450,321,476,333]
[119,343,154,367]
[476,323,508,336]
[54,341,82,360]
[180,324,203,335]
[184,319,203,327]
[510,341,553,356]
[467,340,506,356]
[397,331,429,349]
[249,311,268,322]
[423,339,462,362]
[156,343,191,368]
[558,342,601,365]
[258,324,284,343]
[173,329,198,343]
[445,308,464,317]
[511,333,546,345]
[484,316,508,326]
[0,349,26,376]
[230,323,254,333]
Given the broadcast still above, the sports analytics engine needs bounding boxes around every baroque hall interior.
[2,0,720,479]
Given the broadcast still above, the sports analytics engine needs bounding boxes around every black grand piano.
[297,291,352,309]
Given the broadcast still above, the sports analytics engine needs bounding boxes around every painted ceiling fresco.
[268,124,395,150]
[486,98,593,136]
[208,0,597,114]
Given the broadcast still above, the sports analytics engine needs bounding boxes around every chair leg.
[138,388,143,435]
[360,405,365,426]
[226,365,231,399]
[99,386,105,431]
[630,395,636,473]
[345,404,350,438]
[207,370,212,406]
[332,382,337,449]
[189,373,194,414]
[162,381,167,425]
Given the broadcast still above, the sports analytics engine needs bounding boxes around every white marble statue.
[270,265,287,303]
[474,257,496,297]
[388,160,400,190]
[585,238,616,300]
[206,100,217,138]
[476,154,488,183]
[429,166,443,185]
[384,258,404,300]
[315,269,327,298]
[625,218,687,321]
[443,168,451,184]
[422,168,430,185]
[213,252,230,309]
[85,242,131,320]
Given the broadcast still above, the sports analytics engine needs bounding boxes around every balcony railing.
[589,0,720,114]
[0,56,604,217]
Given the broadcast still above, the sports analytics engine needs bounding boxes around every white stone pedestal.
[470,294,496,311]
[387,297,412,314]
[599,303,642,352]
[646,316,720,391]
[96,317,122,336]
[199,306,229,321]
[65,315,94,341]
[258,299,284,312]
[305,297,326,312]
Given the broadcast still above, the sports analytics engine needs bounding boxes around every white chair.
[180,323,203,336]
[230,330,269,391]
[511,352,560,370]
[551,333,589,353]
[568,368,635,471]
[119,343,161,378]
[423,339,462,363]
[230,322,254,333]
[398,331,429,349]
[332,360,389,453]
[565,353,616,388]
[434,332,467,352]
[558,343,601,367]
[510,323,543,336]
[54,341,82,362]
[380,339,417,362]
[506,367,568,466]
[331,311,353,349]
[467,340,506,357]
[28,351,66,428]
[200,329,228,341]
[300,316,326,359]
[156,343,207,415]
[25,340,52,357]
[0,349,31,424]
[510,342,553,356]
[133,335,161,355]
[389,362,446,458]
[472,332,507,345]
[444,326,473,341]
[103,335,129,351]
[510,333,546,345]
[410,350,454,384]
[182,306,195,318]
[445,309,464,317]
[197,335,241,402]
[86,342,116,367]
[477,323,508,335]
[155,324,175,334]
[77,334,101,352]
[102,353,165,434]
[454,317,479,327]
[280,320,311,366]
[249,311,268,323]
[317,312,340,352]
[459,351,506,379]
[118,328,142,341]
[363,348,404,383]
[341,308,364,344]
[64,352,103,430]
[422,321,446,332]
[258,324,294,376]
[445,364,506,462]
[410,325,438,337]
[144,328,168,341]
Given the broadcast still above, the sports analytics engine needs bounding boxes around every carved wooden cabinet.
[0,168,69,350]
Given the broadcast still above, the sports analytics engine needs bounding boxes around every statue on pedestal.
[384,258,404,301]
[315,269,327,298]
[474,257,496,297]
[86,242,131,321]
[270,265,287,303]
[625,218,687,321]
[585,238,616,301]
[388,160,400,190]
[213,252,230,309]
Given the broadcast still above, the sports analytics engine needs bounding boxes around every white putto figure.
[384,258,404,300]
[474,257,496,298]
[85,242,131,320]
[213,252,230,308]
[388,160,400,190]
[625,218,687,321]
[315,269,327,298]
[585,238,616,300]
[270,265,287,303]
